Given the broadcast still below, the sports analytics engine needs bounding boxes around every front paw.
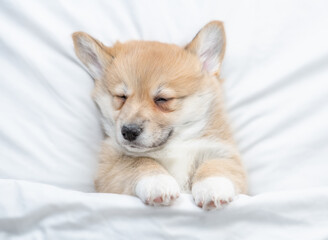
[135,174,180,206]
[192,177,236,210]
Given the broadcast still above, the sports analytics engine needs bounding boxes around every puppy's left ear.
[72,32,113,80]
[185,21,226,75]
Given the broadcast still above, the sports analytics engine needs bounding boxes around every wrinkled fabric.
[0,180,328,239]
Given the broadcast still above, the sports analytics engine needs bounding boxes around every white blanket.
[1,179,328,239]
[1,0,328,239]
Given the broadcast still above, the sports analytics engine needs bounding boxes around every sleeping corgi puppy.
[72,21,247,210]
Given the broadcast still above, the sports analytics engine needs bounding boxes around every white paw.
[192,177,236,210]
[135,174,180,206]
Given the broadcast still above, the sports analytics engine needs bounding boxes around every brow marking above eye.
[154,86,175,98]
[114,83,128,96]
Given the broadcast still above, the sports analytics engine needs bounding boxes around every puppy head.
[72,21,226,153]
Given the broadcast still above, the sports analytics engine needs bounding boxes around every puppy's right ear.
[185,21,226,76]
[72,32,113,80]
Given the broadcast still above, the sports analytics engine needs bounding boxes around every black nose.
[121,124,142,141]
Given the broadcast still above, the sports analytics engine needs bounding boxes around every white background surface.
[0,0,328,239]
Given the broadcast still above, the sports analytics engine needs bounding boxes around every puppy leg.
[192,156,247,210]
[95,151,180,206]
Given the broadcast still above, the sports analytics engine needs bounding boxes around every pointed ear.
[185,21,226,75]
[72,32,113,80]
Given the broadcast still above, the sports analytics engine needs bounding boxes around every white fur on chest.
[148,138,236,192]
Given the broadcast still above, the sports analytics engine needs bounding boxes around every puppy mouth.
[123,129,173,153]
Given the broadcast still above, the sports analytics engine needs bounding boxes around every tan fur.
[95,141,168,194]
[72,21,247,207]
[192,155,248,194]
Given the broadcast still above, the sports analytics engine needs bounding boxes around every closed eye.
[154,97,168,103]
[117,95,127,101]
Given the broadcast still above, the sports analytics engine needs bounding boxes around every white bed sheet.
[1,179,327,240]
[1,0,328,239]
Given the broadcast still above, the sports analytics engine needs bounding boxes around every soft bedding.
[1,180,328,239]
[1,0,328,239]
